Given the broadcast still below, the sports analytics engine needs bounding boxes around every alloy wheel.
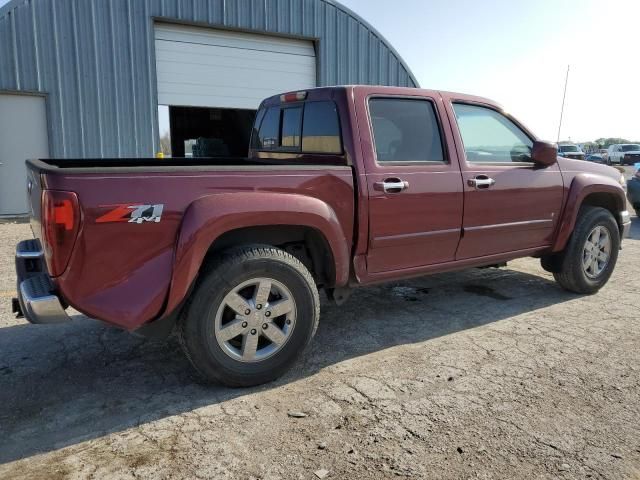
[214,278,297,363]
[582,225,612,279]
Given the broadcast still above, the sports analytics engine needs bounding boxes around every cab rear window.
[252,101,342,154]
[281,107,302,148]
[256,107,280,150]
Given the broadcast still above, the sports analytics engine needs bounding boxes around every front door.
[356,91,464,273]
[0,94,50,216]
[443,99,564,259]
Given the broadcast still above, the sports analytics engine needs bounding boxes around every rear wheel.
[553,206,620,294]
[179,246,320,387]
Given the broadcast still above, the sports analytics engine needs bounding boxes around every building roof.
[0,0,419,87]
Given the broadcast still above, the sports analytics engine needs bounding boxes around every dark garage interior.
[169,107,256,158]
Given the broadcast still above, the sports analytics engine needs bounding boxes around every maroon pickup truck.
[14,86,631,387]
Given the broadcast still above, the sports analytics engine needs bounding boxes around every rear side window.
[369,98,445,163]
[302,101,342,154]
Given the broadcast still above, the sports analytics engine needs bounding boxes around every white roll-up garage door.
[154,24,317,110]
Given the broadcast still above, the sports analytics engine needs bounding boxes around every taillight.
[42,190,80,277]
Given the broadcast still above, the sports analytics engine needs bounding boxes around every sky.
[2,0,638,142]
[339,0,640,142]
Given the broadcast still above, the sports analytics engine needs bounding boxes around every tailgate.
[25,160,44,241]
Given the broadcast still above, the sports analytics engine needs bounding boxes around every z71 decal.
[96,204,164,224]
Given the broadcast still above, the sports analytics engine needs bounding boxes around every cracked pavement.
[0,214,639,479]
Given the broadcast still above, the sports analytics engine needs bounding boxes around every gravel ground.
[0,213,639,479]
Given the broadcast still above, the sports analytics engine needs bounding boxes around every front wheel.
[553,206,620,294]
[179,246,320,387]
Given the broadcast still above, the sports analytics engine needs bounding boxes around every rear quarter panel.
[42,167,354,330]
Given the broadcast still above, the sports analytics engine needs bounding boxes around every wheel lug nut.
[241,322,248,328]
[244,309,251,315]
[251,329,257,335]
[265,311,271,317]
[286,319,292,325]
[257,304,263,310]
[262,323,268,330]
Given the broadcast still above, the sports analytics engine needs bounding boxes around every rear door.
[442,97,564,259]
[354,89,464,273]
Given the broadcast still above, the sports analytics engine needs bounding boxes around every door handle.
[375,179,409,194]
[468,175,496,190]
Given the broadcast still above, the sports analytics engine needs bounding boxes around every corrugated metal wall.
[0,0,418,158]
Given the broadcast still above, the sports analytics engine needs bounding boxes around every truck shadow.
[0,254,633,464]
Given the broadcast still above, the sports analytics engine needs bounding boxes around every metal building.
[0,0,418,215]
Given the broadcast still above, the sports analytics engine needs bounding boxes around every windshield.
[621,145,640,152]
[559,145,579,152]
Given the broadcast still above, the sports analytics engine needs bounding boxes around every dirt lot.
[1,215,639,480]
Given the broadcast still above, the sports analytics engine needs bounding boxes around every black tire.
[179,246,320,387]
[635,209,640,218]
[553,206,620,294]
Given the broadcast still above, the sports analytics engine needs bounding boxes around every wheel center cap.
[251,309,266,326]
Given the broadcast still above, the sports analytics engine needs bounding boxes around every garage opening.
[166,106,255,158]
[154,23,316,158]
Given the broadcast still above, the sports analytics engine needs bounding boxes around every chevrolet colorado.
[13,86,631,386]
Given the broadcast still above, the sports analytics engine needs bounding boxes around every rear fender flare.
[164,192,350,314]
[553,173,625,252]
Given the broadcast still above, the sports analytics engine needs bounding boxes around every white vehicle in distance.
[557,144,585,160]
[607,144,640,165]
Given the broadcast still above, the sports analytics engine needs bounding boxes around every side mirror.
[531,141,558,167]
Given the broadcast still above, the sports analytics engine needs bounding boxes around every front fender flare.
[164,192,350,315]
[552,173,626,252]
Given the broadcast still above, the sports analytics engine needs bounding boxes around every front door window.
[453,104,533,164]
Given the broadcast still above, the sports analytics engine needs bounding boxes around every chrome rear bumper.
[14,239,70,324]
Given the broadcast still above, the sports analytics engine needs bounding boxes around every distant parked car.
[607,144,640,165]
[585,154,606,164]
[558,144,585,160]
[595,148,609,161]
[627,166,640,217]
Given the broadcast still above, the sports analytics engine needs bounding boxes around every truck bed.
[27,158,355,330]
